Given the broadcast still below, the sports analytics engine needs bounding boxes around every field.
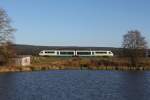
[30,56,150,70]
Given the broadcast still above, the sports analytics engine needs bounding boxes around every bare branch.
[122,30,147,67]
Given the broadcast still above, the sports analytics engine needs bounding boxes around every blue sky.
[0,0,150,47]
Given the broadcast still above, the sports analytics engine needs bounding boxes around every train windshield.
[45,51,55,53]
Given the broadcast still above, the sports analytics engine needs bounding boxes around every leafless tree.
[122,30,147,67]
[0,8,16,65]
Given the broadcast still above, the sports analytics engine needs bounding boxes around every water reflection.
[118,71,150,100]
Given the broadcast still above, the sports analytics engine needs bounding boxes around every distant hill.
[13,44,123,56]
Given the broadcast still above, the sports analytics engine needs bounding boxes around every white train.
[39,50,114,57]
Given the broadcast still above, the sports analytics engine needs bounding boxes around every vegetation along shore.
[0,56,150,73]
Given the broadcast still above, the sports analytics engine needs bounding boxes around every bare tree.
[122,30,147,67]
[0,8,16,65]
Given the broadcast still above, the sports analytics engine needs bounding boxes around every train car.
[39,50,114,57]
[39,50,75,56]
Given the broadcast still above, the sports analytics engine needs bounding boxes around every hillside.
[13,44,122,56]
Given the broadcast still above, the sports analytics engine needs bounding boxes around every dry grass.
[0,56,150,72]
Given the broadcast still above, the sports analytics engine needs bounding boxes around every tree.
[0,8,16,65]
[122,30,147,67]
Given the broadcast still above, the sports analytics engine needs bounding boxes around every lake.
[0,70,150,100]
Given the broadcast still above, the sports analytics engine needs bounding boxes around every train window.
[60,52,74,55]
[57,52,59,55]
[92,52,94,55]
[77,52,91,55]
[95,52,107,54]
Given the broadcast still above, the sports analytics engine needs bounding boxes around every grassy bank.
[0,56,150,72]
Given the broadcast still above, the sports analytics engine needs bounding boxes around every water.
[0,70,150,100]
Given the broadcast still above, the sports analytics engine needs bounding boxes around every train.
[39,50,114,57]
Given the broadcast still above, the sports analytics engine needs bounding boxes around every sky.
[0,0,150,47]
